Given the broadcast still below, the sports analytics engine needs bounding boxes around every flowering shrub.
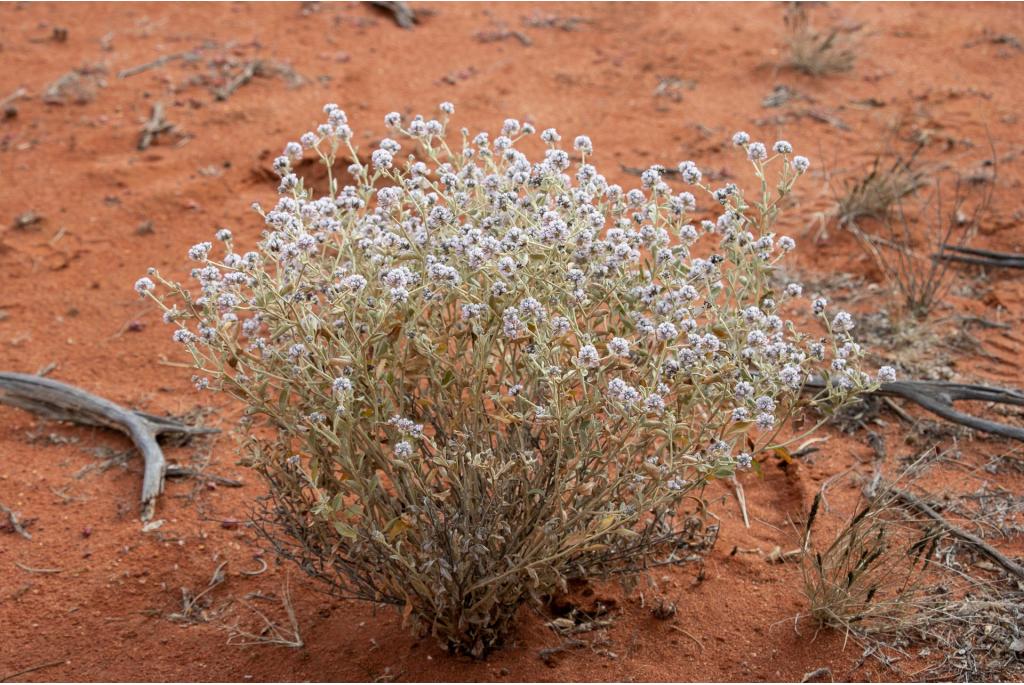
[138,103,883,656]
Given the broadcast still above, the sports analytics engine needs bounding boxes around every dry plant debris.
[0,373,218,519]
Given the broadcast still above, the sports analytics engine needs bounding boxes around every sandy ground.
[1,2,1023,681]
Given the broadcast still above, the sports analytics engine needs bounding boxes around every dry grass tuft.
[852,164,995,319]
[801,471,1024,680]
[835,155,927,229]
[224,578,304,649]
[782,5,858,77]
[801,487,940,636]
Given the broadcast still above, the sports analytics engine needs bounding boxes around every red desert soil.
[1,2,1023,681]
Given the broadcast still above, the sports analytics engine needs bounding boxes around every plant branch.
[806,376,1024,441]
[0,372,218,520]
[879,484,1024,581]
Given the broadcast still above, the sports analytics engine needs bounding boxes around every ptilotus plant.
[137,103,890,656]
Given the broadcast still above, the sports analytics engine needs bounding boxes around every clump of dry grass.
[224,579,304,649]
[801,472,1024,680]
[835,155,927,229]
[801,487,940,636]
[782,4,858,77]
[853,165,995,319]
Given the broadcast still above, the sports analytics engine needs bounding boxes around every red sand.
[1,2,1023,681]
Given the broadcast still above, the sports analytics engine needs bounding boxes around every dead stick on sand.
[0,502,32,540]
[137,101,174,151]
[804,376,1024,442]
[668,624,705,651]
[0,658,67,683]
[14,562,62,574]
[882,484,1024,581]
[214,60,261,101]
[0,87,28,109]
[0,372,218,521]
[117,51,195,79]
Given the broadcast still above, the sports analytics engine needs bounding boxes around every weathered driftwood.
[0,372,217,520]
[934,244,1024,269]
[806,376,1024,442]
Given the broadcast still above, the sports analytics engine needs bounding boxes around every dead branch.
[668,624,704,650]
[805,376,1024,441]
[880,484,1024,581]
[137,101,175,151]
[934,244,1024,269]
[0,502,32,540]
[212,60,302,101]
[803,108,851,131]
[1,87,27,117]
[0,87,27,107]
[367,1,417,29]
[475,29,533,46]
[117,51,197,79]
[214,60,260,101]
[539,638,585,665]
[42,66,105,105]
[0,372,218,520]
[15,562,61,574]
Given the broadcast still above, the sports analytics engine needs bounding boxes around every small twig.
[801,666,833,683]
[475,29,532,46]
[35,361,58,377]
[881,396,915,424]
[239,557,268,577]
[951,314,1010,330]
[815,470,852,515]
[668,624,705,651]
[0,372,218,520]
[803,108,850,131]
[137,101,174,151]
[884,485,1024,581]
[171,561,228,623]
[0,658,66,683]
[729,476,750,528]
[0,502,32,540]
[214,60,261,101]
[226,577,303,647]
[0,87,27,110]
[15,562,62,574]
[117,51,195,79]
[539,638,585,664]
